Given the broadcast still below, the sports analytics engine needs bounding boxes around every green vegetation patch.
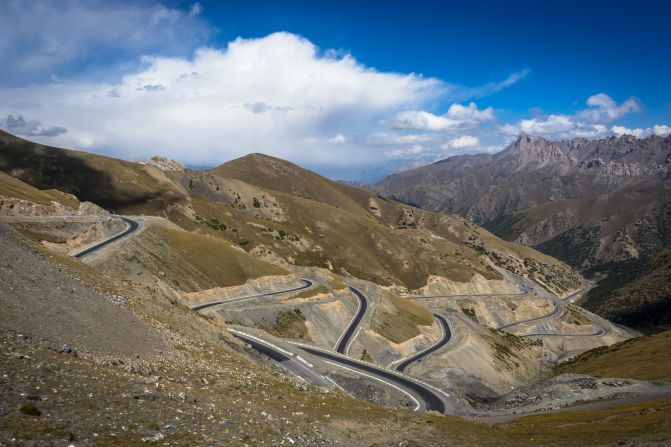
[535,226,596,269]
[580,253,671,328]
[461,307,478,323]
[265,308,312,341]
[19,403,41,416]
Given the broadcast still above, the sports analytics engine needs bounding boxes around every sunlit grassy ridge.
[555,328,671,381]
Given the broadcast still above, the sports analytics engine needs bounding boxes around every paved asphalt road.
[394,314,451,373]
[73,216,140,259]
[296,344,447,413]
[333,287,368,355]
[230,330,335,388]
[408,292,527,300]
[190,279,313,311]
[497,295,563,330]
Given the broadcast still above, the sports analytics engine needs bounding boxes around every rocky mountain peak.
[504,133,565,164]
[144,156,186,172]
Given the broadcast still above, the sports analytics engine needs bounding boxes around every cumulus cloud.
[0,32,443,166]
[1,114,67,137]
[501,93,642,140]
[327,133,347,144]
[655,125,671,136]
[611,124,671,138]
[390,102,495,131]
[580,93,641,122]
[441,135,480,149]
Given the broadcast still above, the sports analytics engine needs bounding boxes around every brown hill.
[0,130,581,293]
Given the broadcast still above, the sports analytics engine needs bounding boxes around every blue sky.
[0,0,669,180]
[203,0,671,120]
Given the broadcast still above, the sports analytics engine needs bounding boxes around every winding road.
[394,313,452,373]
[333,287,368,355]
[73,216,140,259]
[213,284,450,413]
[190,279,313,311]
[291,342,449,413]
[230,329,336,389]
[496,295,563,330]
[63,212,631,417]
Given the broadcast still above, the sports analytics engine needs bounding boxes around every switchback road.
[191,279,313,311]
[333,287,368,355]
[72,216,140,259]
[394,314,451,373]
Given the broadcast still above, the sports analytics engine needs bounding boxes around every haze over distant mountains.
[371,133,671,328]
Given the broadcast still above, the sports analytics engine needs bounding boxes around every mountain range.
[371,133,671,329]
[2,128,671,445]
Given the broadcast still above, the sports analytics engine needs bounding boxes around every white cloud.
[327,133,347,144]
[501,94,642,140]
[387,144,425,157]
[654,125,671,136]
[0,32,448,166]
[446,102,495,122]
[389,102,495,131]
[612,124,671,138]
[580,93,641,122]
[441,135,479,149]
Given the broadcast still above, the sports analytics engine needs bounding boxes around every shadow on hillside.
[0,134,170,213]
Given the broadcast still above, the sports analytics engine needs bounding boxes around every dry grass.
[370,290,435,343]
[555,329,671,381]
[152,226,288,289]
[498,397,671,446]
[0,171,79,208]
[290,284,330,300]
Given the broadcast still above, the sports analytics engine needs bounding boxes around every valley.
[372,133,671,331]
[2,130,670,445]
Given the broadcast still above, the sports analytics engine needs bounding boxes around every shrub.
[20,403,41,416]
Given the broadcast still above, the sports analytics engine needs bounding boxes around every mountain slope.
[0,129,186,214]
[555,328,671,381]
[0,132,583,294]
[372,134,671,328]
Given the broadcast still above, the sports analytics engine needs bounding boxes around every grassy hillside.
[0,131,583,293]
[0,130,186,214]
[0,171,79,209]
[370,289,435,343]
[579,251,671,328]
[93,224,288,292]
[206,154,583,293]
[555,329,671,381]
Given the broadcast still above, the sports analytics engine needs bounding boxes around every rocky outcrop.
[140,156,187,172]
[0,196,71,216]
